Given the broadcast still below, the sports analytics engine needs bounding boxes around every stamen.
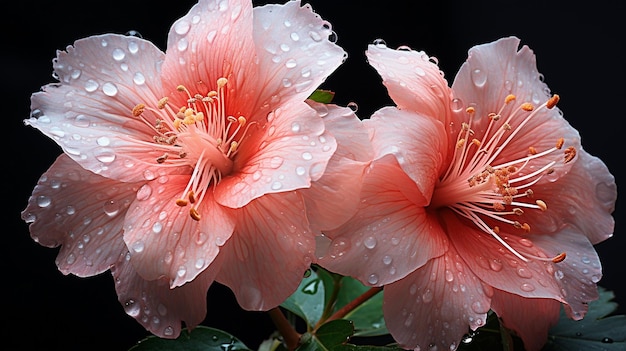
[432,94,571,265]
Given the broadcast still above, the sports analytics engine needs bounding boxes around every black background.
[4,1,624,350]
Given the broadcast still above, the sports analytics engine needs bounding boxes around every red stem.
[268,307,301,351]
[321,287,383,326]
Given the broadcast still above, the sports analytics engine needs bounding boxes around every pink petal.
[216,192,315,310]
[443,210,565,300]
[365,106,447,201]
[21,155,139,277]
[251,1,346,114]
[161,0,259,118]
[525,151,616,242]
[111,251,217,339]
[383,249,492,351]
[530,228,603,320]
[318,155,448,286]
[25,34,174,183]
[215,101,336,208]
[122,175,236,287]
[301,102,373,232]
[490,289,561,351]
[366,43,453,125]
[307,101,374,162]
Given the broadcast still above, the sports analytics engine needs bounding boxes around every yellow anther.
[217,77,228,87]
[546,94,560,109]
[552,252,567,263]
[229,141,239,153]
[195,111,205,121]
[556,137,564,149]
[158,97,169,109]
[238,116,247,125]
[176,85,186,91]
[493,226,500,234]
[466,106,475,114]
[535,199,547,211]
[456,138,466,149]
[513,208,524,216]
[528,146,537,155]
[505,94,516,104]
[521,102,534,111]
[564,147,576,163]
[132,103,145,116]
[471,138,481,147]
[190,208,201,221]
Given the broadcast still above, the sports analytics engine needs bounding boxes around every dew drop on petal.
[112,48,125,61]
[422,289,433,303]
[301,152,313,160]
[133,72,146,85]
[136,184,152,201]
[131,241,145,253]
[37,195,51,207]
[124,299,141,317]
[295,166,306,176]
[102,82,118,96]
[174,20,190,35]
[471,68,487,87]
[97,136,110,146]
[271,181,282,190]
[103,200,120,216]
[520,283,535,292]
[364,236,377,249]
[368,273,379,285]
[85,79,99,92]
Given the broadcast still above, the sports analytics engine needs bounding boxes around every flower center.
[430,94,573,263]
[132,77,255,221]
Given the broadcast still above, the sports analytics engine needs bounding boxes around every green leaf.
[281,268,326,326]
[297,320,354,351]
[129,326,252,351]
[544,287,626,351]
[308,89,335,104]
[335,276,387,337]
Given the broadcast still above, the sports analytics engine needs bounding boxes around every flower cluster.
[22,1,616,351]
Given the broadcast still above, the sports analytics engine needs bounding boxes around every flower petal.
[365,106,447,201]
[111,252,216,339]
[21,154,139,277]
[161,0,259,117]
[530,228,603,320]
[318,154,448,286]
[366,43,453,125]
[443,210,565,300]
[26,34,172,183]
[215,101,336,208]
[216,192,315,310]
[490,289,561,351]
[251,1,346,113]
[122,175,236,287]
[526,151,616,241]
[383,249,492,351]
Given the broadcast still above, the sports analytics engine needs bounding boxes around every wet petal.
[216,192,315,310]
[161,0,261,116]
[384,249,492,351]
[490,289,561,351]
[215,101,336,208]
[25,34,170,183]
[365,106,447,200]
[252,1,346,114]
[21,155,137,277]
[318,155,448,286]
[122,175,236,287]
[444,210,565,300]
[366,43,453,125]
[112,251,216,339]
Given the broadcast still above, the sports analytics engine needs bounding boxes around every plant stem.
[268,307,301,351]
[321,287,383,326]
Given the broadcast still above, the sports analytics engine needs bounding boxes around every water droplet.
[601,337,614,343]
[290,32,300,41]
[285,59,297,68]
[364,236,377,249]
[422,289,433,303]
[97,136,110,146]
[132,241,144,253]
[124,299,141,317]
[347,101,358,112]
[295,166,306,176]
[301,152,313,160]
[85,79,99,92]
[291,122,301,133]
[152,222,163,233]
[103,200,120,216]
[95,149,116,163]
[489,259,503,272]
[471,68,487,87]
[112,48,125,61]
[271,181,282,190]
[383,255,392,265]
[37,195,51,207]
[516,267,532,279]
[270,156,283,168]
[445,269,454,282]
[308,30,322,41]
[554,270,564,280]
[207,30,217,43]
[367,273,379,285]
[177,265,187,277]
[195,258,205,269]
[373,38,387,48]
[125,30,143,38]
[520,283,535,292]
[102,82,118,96]
[133,72,146,85]
[174,20,190,35]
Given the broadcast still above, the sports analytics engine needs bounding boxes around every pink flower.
[317,37,617,351]
[21,0,348,338]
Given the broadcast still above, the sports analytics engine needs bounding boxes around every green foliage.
[308,90,335,104]
[129,326,251,351]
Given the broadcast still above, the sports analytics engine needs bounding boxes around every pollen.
[556,137,564,149]
[552,252,567,263]
[535,200,548,211]
[546,94,560,109]
[564,147,576,163]
[521,102,534,111]
[132,103,145,116]
[158,97,169,109]
[505,94,516,104]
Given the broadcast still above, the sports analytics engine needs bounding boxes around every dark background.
[4,1,624,350]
